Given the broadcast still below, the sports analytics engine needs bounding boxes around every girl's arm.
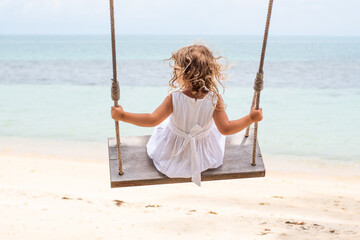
[213,96,263,135]
[111,94,173,127]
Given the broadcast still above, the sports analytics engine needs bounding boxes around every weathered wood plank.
[108,129,265,187]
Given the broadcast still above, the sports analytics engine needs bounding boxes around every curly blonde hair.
[166,44,227,107]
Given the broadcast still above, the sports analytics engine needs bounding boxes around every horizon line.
[0,33,360,37]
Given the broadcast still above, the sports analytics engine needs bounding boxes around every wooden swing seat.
[108,129,265,188]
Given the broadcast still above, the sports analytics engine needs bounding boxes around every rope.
[111,79,120,102]
[250,0,274,166]
[245,92,256,137]
[252,93,261,166]
[109,0,123,175]
[253,71,264,92]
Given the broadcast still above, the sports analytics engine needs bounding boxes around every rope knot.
[111,79,120,102]
[253,71,264,92]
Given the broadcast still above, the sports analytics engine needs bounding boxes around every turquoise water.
[0,35,359,162]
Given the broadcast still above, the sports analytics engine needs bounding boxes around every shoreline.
[1,135,359,172]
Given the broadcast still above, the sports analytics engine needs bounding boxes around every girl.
[111,44,263,186]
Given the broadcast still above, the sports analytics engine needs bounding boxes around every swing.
[107,0,274,188]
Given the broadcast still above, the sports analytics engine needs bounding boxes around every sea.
[0,35,359,162]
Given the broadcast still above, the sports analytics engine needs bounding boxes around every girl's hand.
[250,107,263,122]
[111,105,124,121]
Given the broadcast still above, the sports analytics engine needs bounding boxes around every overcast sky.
[0,0,359,35]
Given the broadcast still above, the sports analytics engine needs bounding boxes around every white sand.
[0,137,359,240]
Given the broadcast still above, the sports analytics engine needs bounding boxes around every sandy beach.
[0,137,359,240]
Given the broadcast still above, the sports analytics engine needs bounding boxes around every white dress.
[146,91,226,186]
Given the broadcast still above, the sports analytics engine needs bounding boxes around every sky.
[0,0,359,35]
